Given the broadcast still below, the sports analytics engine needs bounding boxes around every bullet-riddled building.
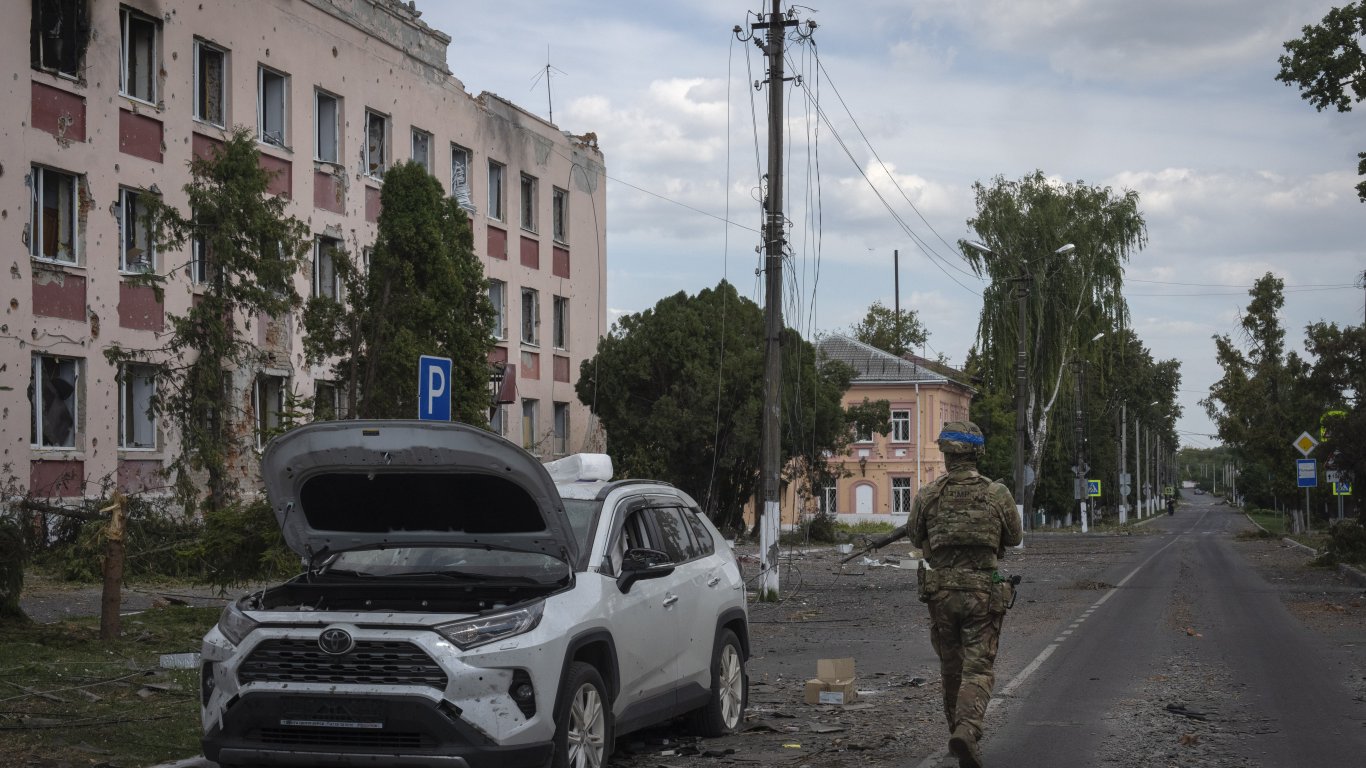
[8,0,607,498]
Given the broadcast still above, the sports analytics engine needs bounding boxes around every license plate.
[281,699,385,730]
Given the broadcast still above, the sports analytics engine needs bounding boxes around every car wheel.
[690,628,747,736]
[553,661,610,768]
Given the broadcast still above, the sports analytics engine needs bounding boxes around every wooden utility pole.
[100,492,127,641]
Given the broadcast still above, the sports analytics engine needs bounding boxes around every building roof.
[820,333,965,386]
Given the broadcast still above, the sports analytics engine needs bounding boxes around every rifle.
[839,524,909,564]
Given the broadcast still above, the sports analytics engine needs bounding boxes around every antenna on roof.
[530,45,567,123]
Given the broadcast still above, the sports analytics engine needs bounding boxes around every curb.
[1244,511,1366,588]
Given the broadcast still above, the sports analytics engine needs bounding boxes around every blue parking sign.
[418,355,453,421]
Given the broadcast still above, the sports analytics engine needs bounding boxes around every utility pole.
[894,249,901,353]
[744,2,812,599]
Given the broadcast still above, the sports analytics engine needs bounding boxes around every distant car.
[1194,488,1205,495]
[199,420,749,768]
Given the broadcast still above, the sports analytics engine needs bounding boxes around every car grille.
[239,638,448,687]
[258,727,426,749]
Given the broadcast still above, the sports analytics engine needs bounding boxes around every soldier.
[909,421,1022,768]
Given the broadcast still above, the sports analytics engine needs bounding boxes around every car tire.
[690,628,747,737]
[553,661,611,768]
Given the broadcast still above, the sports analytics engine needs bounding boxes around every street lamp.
[965,240,1075,531]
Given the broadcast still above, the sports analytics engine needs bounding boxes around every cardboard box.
[804,657,858,705]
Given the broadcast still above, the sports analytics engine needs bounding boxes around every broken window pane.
[520,173,537,232]
[30,353,80,449]
[119,188,155,273]
[450,145,476,213]
[120,7,158,103]
[31,0,89,78]
[552,187,568,243]
[411,128,431,173]
[521,287,539,345]
[316,90,339,162]
[194,39,225,125]
[314,236,340,299]
[30,165,79,264]
[119,363,157,449]
[366,110,387,177]
[258,66,287,146]
[488,161,505,221]
[254,374,288,449]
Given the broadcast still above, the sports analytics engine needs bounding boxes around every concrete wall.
[7,0,607,497]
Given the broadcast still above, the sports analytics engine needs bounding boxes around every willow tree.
[960,171,1146,517]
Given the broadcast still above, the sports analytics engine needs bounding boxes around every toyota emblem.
[318,627,355,656]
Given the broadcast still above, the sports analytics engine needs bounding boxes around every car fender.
[552,627,620,722]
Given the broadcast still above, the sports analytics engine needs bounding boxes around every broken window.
[520,287,539,345]
[411,128,432,173]
[257,66,287,146]
[552,186,568,243]
[520,173,538,232]
[119,6,159,103]
[194,39,226,126]
[254,374,288,450]
[522,398,539,451]
[315,89,339,163]
[31,0,89,78]
[314,380,341,421]
[118,363,157,449]
[450,144,476,213]
[313,235,341,300]
[30,165,79,264]
[488,160,505,221]
[553,402,569,455]
[118,187,155,273]
[489,279,507,339]
[552,294,569,350]
[30,353,80,449]
[365,109,387,177]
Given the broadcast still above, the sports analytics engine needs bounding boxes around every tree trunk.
[100,494,127,641]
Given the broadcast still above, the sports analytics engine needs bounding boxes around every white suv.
[199,420,749,768]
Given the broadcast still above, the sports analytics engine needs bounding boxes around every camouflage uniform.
[908,421,1022,768]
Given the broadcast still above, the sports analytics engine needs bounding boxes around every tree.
[576,281,866,532]
[303,162,494,424]
[960,171,1147,517]
[1277,3,1366,201]
[849,301,927,355]
[1302,320,1365,508]
[107,128,310,512]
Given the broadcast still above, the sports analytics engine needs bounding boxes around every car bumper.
[202,692,553,768]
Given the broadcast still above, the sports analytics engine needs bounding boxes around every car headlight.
[218,601,260,646]
[435,601,545,650]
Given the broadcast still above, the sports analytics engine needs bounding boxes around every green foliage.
[1317,521,1366,567]
[106,128,310,512]
[188,499,298,592]
[0,516,29,622]
[1276,3,1366,200]
[305,162,495,425]
[804,512,840,543]
[849,300,927,355]
[36,497,202,583]
[1302,321,1366,493]
[576,281,856,532]
[960,171,1152,515]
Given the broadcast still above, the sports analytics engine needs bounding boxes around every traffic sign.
[1334,481,1353,497]
[1293,431,1318,457]
[1326,469,1341,484]
[1296,458,1317,488]
[1086,480,1102,497]
[1120,484,1131,496]
[418,355,453,421]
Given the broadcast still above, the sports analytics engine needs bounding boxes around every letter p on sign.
[418,355,453,421]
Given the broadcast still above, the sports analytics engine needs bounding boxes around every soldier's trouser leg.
[929,591,1005,742]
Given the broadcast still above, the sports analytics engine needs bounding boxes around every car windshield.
[324,545,571,585]
[562,498,600,552]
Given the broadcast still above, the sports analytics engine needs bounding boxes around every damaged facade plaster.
[7,0,607,498]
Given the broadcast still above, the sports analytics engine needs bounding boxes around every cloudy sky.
[418,0,1364,449]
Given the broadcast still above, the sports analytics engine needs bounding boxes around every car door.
[645,504,720,692]
[601,499,682,712]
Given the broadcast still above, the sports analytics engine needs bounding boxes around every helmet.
[937,420,985,456]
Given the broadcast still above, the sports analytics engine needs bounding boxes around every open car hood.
[261,420,577,564]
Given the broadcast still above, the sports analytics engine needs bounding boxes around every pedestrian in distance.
[909,421,1023,768]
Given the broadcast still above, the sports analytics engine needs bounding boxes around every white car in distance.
[199,420,749,768]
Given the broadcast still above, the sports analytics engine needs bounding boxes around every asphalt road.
[976,494,1366,767]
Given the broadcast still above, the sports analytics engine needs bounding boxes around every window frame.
[314,380,342,421]
[30,165,80,265]
[253,373,288,450]
[257,65,288,146]
[118,187,156,274]
[892,476,913,515]
[520,173,538,233]
[365,109,388,178]
[520,287,539,346]
[314,89,340,163]
[552,187,569,243]
[118,362,157,450]
[490,403,507,436]
[193,38,226,126]
[489,279,507,340]
[31,0,88,78]
[450,144,475,211]
[522,398,539,450]
[553,401,569,455]
[313,235,341,300]
[411,127,432,173]
[891,409,912,442]
[30,353,81,450]
[552,294,569,350]
[819,483,838,515]
[119,6,159,105]
[488,160,505,221]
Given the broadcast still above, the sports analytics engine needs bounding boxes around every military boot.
[948,724,982,768]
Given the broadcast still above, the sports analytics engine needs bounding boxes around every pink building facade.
[9,0,608,498]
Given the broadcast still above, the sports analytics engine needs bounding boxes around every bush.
[1317,520,1366,568]
[0,516,30,622]
[189,499,298,592]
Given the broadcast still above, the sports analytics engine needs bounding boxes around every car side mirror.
[617,547,676,593]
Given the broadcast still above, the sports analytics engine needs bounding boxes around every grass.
[1242,508,1331,551]
[0,605,218,768]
